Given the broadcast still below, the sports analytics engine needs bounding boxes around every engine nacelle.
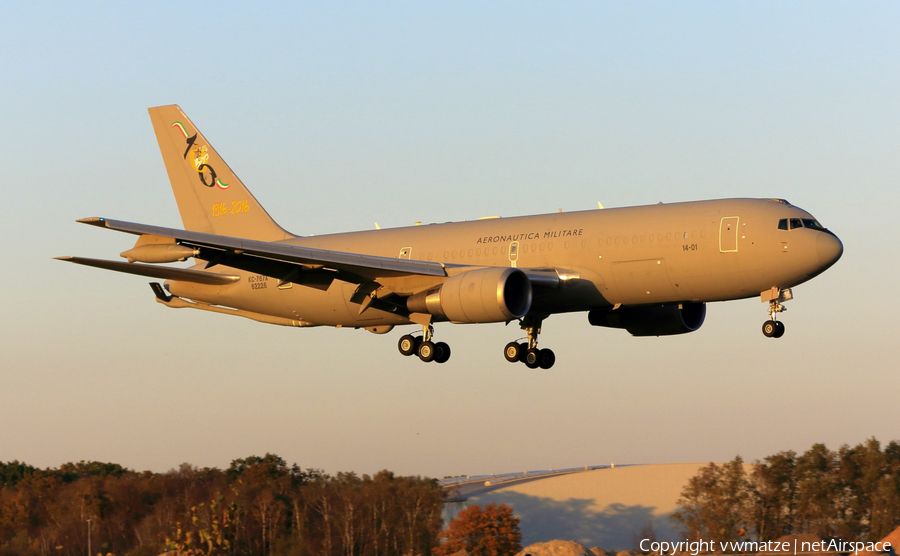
[407,267,532,323]
[588,302,706,336]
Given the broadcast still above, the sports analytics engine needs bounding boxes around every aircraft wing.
[75,217,448,283]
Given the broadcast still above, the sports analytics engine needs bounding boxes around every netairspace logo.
[639,539,892,556]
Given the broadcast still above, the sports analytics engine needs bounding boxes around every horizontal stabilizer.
[55,256,240,286]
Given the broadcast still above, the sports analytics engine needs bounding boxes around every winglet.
[76,217,108,227]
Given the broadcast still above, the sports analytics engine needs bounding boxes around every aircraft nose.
[816,232,843,269]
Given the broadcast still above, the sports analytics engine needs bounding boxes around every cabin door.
[719,217,739,252]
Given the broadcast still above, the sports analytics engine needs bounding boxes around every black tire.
[539,348,556,369]
[398,334,417,356]
[762,320,776,338]
[518,342,528,362]
[418,340,436,362]
[504,342,521,363]
[524,348,541,369]
[773,321,785,338]
[435,342,451,363]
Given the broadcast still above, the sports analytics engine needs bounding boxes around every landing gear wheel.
[417,340,436,362]
[398,334,417,356]
[539,348,556,369]
[762,320,777,338]
[524,348,542,369]
[434,342,451,363]
[504,342,522,363]
[518,342,528,362]
[773,321,785,338]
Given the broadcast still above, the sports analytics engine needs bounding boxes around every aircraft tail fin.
[148,105,292,241]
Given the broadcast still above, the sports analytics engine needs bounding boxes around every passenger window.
[790,218,802,230]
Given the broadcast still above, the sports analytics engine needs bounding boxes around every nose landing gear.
[504,316,555,369]
[762,319,785,338]
[398,324,451,363]
[761,288,791,339]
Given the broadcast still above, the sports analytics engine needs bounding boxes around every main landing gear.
[398,324,451,363]
[761,288,792,339]
[504,316,555,369]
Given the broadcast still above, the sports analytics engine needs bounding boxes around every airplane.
[57,105,844,369]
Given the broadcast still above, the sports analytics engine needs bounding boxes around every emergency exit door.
[508,241,519,268]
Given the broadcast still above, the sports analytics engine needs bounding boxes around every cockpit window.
[802,219,824,230]
[780,217,829,232]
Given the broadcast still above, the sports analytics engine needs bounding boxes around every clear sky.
[1,1,898,477]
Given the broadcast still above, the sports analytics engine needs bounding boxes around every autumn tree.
[228,453,291,555]
[435,503,521,556]
[675,439,900,544]
[673,457,751,544]
[0,461,37,488]
[165,494,235,556]
[0,455,445,556]
[749,450,797,540]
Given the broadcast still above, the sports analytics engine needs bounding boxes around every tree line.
[0,454,444,556]
[673,438,900,544]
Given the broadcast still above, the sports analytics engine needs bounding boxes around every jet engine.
[588,302,706,336]
[407,267,532,323]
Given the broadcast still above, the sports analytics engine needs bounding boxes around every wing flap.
[55,256,241,286]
